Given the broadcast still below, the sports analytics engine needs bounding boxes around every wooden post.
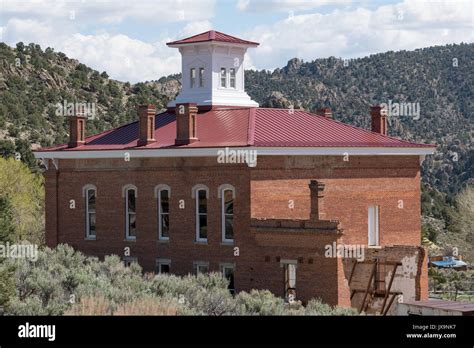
[381,263,400,314]
[359,260,377,313]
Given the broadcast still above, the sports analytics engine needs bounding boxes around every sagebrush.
[0,244,357,316]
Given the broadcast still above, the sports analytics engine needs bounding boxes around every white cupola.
[167,30,259,108]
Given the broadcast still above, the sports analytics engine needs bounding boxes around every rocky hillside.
[245,44,473,198]
[0,42,179,150]
[0,41,472,259]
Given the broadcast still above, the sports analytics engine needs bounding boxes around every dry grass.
[114,298,177,315]
[65,296,177,316]
[65,296,111,315]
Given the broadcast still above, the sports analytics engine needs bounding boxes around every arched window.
[192,185,209,242]
[83,185,97,239]
[122,185,137,240]
[218,184,235,243]
[155,185,171,241]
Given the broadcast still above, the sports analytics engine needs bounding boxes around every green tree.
[0,140,16,158]
[0,195,14,243]
[15,42,25,53]
[0,196,15,309]
[0,158,44,244]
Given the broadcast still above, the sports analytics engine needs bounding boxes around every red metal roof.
[39,108,435,152]
[253,109,432,147]
[167,30,259,46]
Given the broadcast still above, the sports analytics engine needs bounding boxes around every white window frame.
[85,187,96,239]
[123,185,137,241]
[218,184,235,243]
[196,189,208,242]
[199,67,204,87]
[220,67,227,88]
[156,258,171,274]
[280,259,297,302]
[194,261,210,274]
[190,68,196,88]
[220,263,235,294]
[82,185,97,240]
[155,185,171,241]
[229,68,236,88]
[368,205,380,246]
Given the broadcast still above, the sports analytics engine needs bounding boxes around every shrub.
[3,245,359,316]
[150,272,235,315]
[235,290,287,315]
[304,298,357,316]
[0,266,15,309]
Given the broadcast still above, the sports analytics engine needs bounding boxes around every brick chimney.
[309,180,325,221]
[371,105,388,135]
[175,103,198,145]
[137,104,156,146]
[316,107,332,119]
[68,107,86,148]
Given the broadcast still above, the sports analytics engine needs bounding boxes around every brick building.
[35,31,435,311]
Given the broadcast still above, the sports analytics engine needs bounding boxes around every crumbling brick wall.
[343,245,428,314]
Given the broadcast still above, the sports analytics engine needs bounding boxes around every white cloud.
[0,0,218,82]
[1,18,182,82]
[179,20,213,37]
[245,0,474,71]
[1,0,216,24]
[1,0,472,83]
[236,0,352,13]
[64,33,181,82]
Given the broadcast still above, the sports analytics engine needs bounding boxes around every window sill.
[158,239,170,244]
[84,237,96,241]
[220,241,234,246]
[124,238,137,242]
[367,245,382,249]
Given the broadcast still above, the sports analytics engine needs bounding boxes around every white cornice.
[34,146,436,160]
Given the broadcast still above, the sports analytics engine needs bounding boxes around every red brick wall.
[44,154,424,306]
[50,157,249,276]
[242,230,343,305]
[250,156,422,247]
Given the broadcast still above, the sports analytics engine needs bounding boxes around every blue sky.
[1,0,473,82]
